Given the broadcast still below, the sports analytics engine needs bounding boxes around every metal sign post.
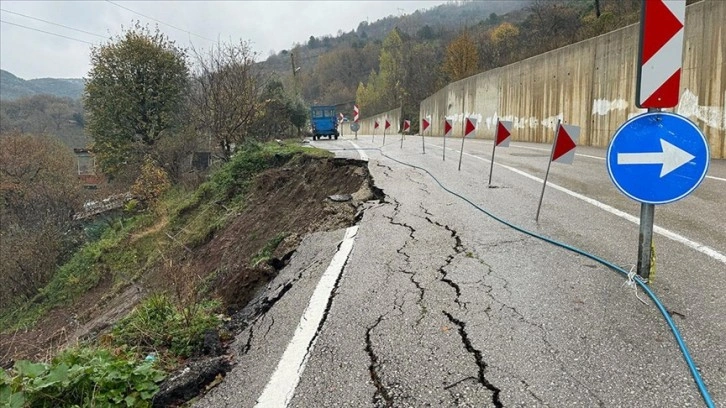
[383,118,389,145]
[458,117,475,171]
[400,124,404,149]
[421,117,429,154]
[488,120,511,187]
[351,122,360,140]
[536,120,561,222]
[443,118,452,161]
[632,0,686,280]
[607,111,708,281]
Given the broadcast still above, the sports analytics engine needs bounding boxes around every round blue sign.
[606,112,709,204]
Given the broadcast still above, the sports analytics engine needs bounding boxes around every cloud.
[0,0,448,79]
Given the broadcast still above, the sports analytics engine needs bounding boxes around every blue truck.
[310,105,339,140]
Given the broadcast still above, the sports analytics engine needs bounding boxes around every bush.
[112,294,221,358]
[0,216,141,331]
[251,232,288,267]
[0,347,165,408]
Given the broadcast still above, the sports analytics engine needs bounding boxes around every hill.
[260,0,644,127]
[258,0,536,114]
[0,69,85,101]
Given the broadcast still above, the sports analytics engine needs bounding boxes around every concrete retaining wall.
[358,107,402,137]
[419,0,725,159]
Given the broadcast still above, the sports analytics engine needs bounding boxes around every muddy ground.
[0,156,379,375]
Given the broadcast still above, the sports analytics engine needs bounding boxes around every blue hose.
[328,144,715,407]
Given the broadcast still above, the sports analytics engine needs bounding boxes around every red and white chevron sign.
[353,104,360,122]
[636,0,686,108]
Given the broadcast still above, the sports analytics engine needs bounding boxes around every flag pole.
[488,122,498,187]
[383,118,387,145]
[400,120,404,149]
[443,119,447,161]
[535,119,561,222]
[421,118,426,154]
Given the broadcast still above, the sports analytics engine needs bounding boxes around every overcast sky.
[0,1,452,80]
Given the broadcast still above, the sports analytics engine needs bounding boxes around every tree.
[489,22,520,66]
[402,43,443,132]
[251,78,308,139]
[188,40,264,160]
[308,35,320,48]
[0,132,82,307]
[416,25,435,40]
[442,30,480,82]
[355,29,406,116]
[84,22,189,178]
[378,28,405,110]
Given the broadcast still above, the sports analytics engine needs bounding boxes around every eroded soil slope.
[0,155,378,368]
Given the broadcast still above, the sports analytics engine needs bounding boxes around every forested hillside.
[0,94,87,148]
[262,0,646,130]
[0,69,84,101]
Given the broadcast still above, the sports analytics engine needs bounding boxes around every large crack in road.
[365,314,394,407]
[443,311,503,408]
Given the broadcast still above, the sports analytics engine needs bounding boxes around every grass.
[0,216,144,331]
[111,293,221,359]
[0,141,330,333]
[251,233,289,267]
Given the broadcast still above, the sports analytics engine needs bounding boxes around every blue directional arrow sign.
[607,112,709,204]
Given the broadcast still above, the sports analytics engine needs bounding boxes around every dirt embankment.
[0,155,381,372]
[186,155,379,312]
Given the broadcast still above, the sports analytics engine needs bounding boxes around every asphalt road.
[196,133,725,407]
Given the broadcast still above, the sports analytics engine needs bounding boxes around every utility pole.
[290,52,300,96]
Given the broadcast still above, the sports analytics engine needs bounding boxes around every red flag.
[374,120,379,129]
[385,119,391,130]
[422,118,430,132]
[495,120,512,147]
[552,124,580,164]
[403,120,411,132]
[464,117,476,137]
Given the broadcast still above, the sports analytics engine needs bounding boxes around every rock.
[152,356,232,407]
[202,329,223,356]
[328,194,352,202]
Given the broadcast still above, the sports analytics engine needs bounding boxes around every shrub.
[0,347,165,408]
[112,294,221,358]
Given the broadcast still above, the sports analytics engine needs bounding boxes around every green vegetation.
[0,216,147,331]
[0,69,84,101]
[0,142,329,333]
[251,233,289,267]
[0,94,86,148]
[0,140,331,406]
[1,347,165,408]
[112,294,221,359]
[84,22,189,178]
[0,133,84,311]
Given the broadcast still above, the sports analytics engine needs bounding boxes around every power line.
[105,0,215,43]
[0,8,107,38]
[0,19,95,45]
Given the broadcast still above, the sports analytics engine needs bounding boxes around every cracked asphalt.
[196,134,725,407]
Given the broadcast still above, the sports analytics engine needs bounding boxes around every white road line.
[505,142,725,182]
[509,143,606,161]
[425,143,726,265]
[350,141,368,161]
[255,226,359,407]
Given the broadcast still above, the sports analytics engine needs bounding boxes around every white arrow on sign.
[617,138,695,177]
